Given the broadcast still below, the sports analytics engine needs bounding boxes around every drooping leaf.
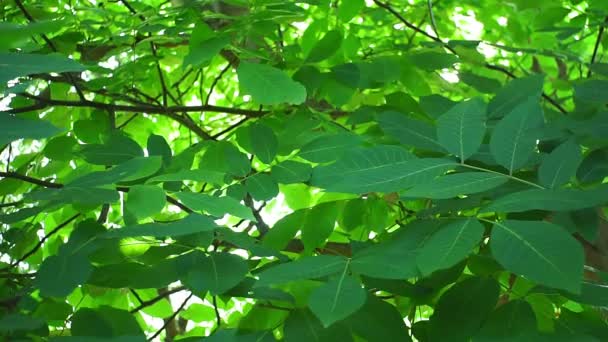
[35,254,92,297]
[377,111,444,151]
[428,276,500,341]
[271,160,312,184]
[255,256,349,286]
[416,218,485,276]
[0,114,62,146]
[311,146,454,194]
[245,173,279,201]
[487,74,545,118]
[176,192,256,221]
[482,187,608,213]
[299,133,363,163]
[0,52,85,84]
[306,30,343,63]
[538,140,582,188]
[250,123,278,164]
[79,134,144,165]
[351,220,440,279]
[125,185,166,220]
[104,214,218,238]
[237,62,307,105]
[474,300,538,341]
[403,172,508,199]
[183,252,249,295]
[490,220,584,293]
[436,98,487,162]
[308,275,366,327]
[489,97,544,174]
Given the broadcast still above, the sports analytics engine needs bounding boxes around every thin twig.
[588,16,608,78]
[0,171,63,188]
[427,0,440,39]
[212,295,221,330]
[205,63,232,105]
[130,286,186,313]
[2,213,81,270]
[373,0,568,114]
[147,292,193,341]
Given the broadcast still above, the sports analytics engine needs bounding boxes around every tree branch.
[147,292,193,341]
[0,171,63,189]
[1,213,81,270]
[6,93,267,118]
[373,0,568,114]
[129,286,187,313]
[588,16,608,78]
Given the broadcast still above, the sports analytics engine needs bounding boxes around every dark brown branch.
[1,213,81,270]
[373,0,568,114]
[0,171,63,189]
[147,292,193,341]
[588,16,608,78]
[129,286,186,313]
[7,93,267,117]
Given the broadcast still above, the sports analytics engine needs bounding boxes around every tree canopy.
[2,0,608,340]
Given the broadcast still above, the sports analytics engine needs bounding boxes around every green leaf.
[71,306,144,337]
[403,172,508,199]
[482,187,608,213]
[255,255,348,286]
[35,254,92,297]
[416,219,485,276]
[284,310,351,342]
[0,52,85,84]
[184,35,230,67]
[0,114,62,145]
[308,274,366,327]
[299,133,363,163]
[574,80,608,104]
[184,252,248,295]
[27,187,119,205]
[79,134,144,165]
[147,134,172,165]
[337,0,365,22]
[429,277,500,341]
[271,160,312,184]
[408,51,459,71]
[0,313,44,332]
[301,202,338,253]
[201,141,250,177]
[538,140,582,188]
[436,98,487,162]
[489,97,544,174]
[475,300,538,341]
[490,220,584,293]
[68,156,162,187]
[104,214,217,238]
[246,173,279,201]
[351,220,440,279]
[250,123,278,164]
[344,295,412,341]
[44,135,78,161]
[377,111,444,151]
[175,192,256,221]
[306,30,343,63]
[488,74,545,118]
[125,185,166,220]
[237,62,307,105]
[311,146,455,194]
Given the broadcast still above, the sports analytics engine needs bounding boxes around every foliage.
[2,0,608,340]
